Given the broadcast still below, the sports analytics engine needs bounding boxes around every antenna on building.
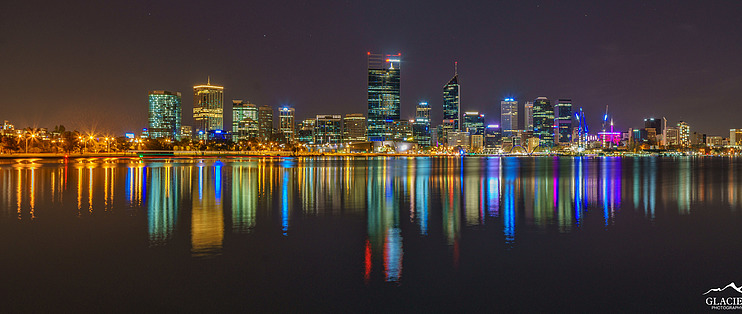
[454,61,458,75]
[207,76,211,85]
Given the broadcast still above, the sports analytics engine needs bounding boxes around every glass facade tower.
[413,102,431,147]
[500,98,518,136]
[532,97,555,147]
[232,100,258,142]
[555,99,572,144]
[442,72,460,136]
[367,52,401,141]
[148,90,182,140]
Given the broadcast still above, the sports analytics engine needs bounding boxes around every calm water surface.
[2,157,742,311]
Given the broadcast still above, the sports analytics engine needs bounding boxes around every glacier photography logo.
[704,282,742,310]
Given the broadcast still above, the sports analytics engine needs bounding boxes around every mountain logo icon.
[703,282,742,295]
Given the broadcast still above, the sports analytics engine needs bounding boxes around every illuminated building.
[532,97,554,147]
[279,107,295,143]
[193,79,224,137]
[524,101,534,131]
[180,126,192,140]
[296,119,315,143]
[500,98,518,136]
[232,100,258,142]
[463,112,485,135]
[442,66,460,136]
[706,136,723,147]
[315,114,342,144]
[470,134,484,152]
[485,125,502,149]
[258,105,273,142]
[643,118,663,144]
[413,102,431,147]
[343,113,367,142]
[446,131,470,149]
[390,120,413,142]
[690,132,705,146]
[367,52,401,141]
[148,90,182,140]
[730,129,742,146]
[678,121,690,147]
[665,127,679,146]
[555,99,572,144]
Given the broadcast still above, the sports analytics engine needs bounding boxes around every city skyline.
[3,1,740,136]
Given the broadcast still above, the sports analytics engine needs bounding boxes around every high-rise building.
[463,112,485,136]
[279,107,295,143]
[148,90,182,140]
[485,125,502,149]
[180,126,192,140]
[678,121,690,147]
[390,120,413,142]
[193,79,224,137]
[296,119,315,143]
[500,98,518,136]
[555,99,572,144]
[232,100,259,142]
[258,105,273,142]
[524,101,534,132]
[665,127,679,146]
[315,114,342,144]
[730,129,742,146]
[343,113,367,142]
[532,97,554,147]
[442,67,460,136]
[413,102,431,147]
[367,52,401,141]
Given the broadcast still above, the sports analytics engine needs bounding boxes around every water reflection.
[3,157,742,279]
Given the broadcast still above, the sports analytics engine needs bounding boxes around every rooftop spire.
[454,61,458,75]
[207,76,211,85]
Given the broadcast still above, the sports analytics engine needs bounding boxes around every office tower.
[678,121,690,147]
[413,102,431,147]
[258,105,273,142]
[343,113,367,142]
[279,107,295,143]
[730,129,742,146]
[442,66,460,136]
[706,136,723,147]
[296,119,316,143]
[643,118,663,145]
[665,127,679,146]
[500,98,518,136]
[463,112,485,135]
[232,100,259,142]
[555,99,572,144]
[524,101,534,131]
[148,90,182,140]
[367,52,401,141]
[485,125,502,148]
[389,120,413,142]
[532,97,554,147]
[193,78,224,136]
[315,114,342,144]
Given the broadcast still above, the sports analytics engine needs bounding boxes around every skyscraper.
[296,119,316,143]
[500,98,518,136]
[555,99,572,144]
[343,113,367,142]
[678,121,690,147]
[532,97,554,147]
[232,100,258,142]
[315,114,342,144]
[193,78,224,137]
[258,105,273,142]
[148,90,181,140]
[413,102,431,147]
[442,66,460,136]
[463,112,485,136]
[367,52,401,141]
[279,107,295,143]
[524,101,534,132]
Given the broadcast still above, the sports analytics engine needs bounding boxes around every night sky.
[2,1,741,136]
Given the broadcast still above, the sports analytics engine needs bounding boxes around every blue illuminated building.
[367,52,401,141]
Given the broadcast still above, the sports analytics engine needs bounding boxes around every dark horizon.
[2,0,741,136]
